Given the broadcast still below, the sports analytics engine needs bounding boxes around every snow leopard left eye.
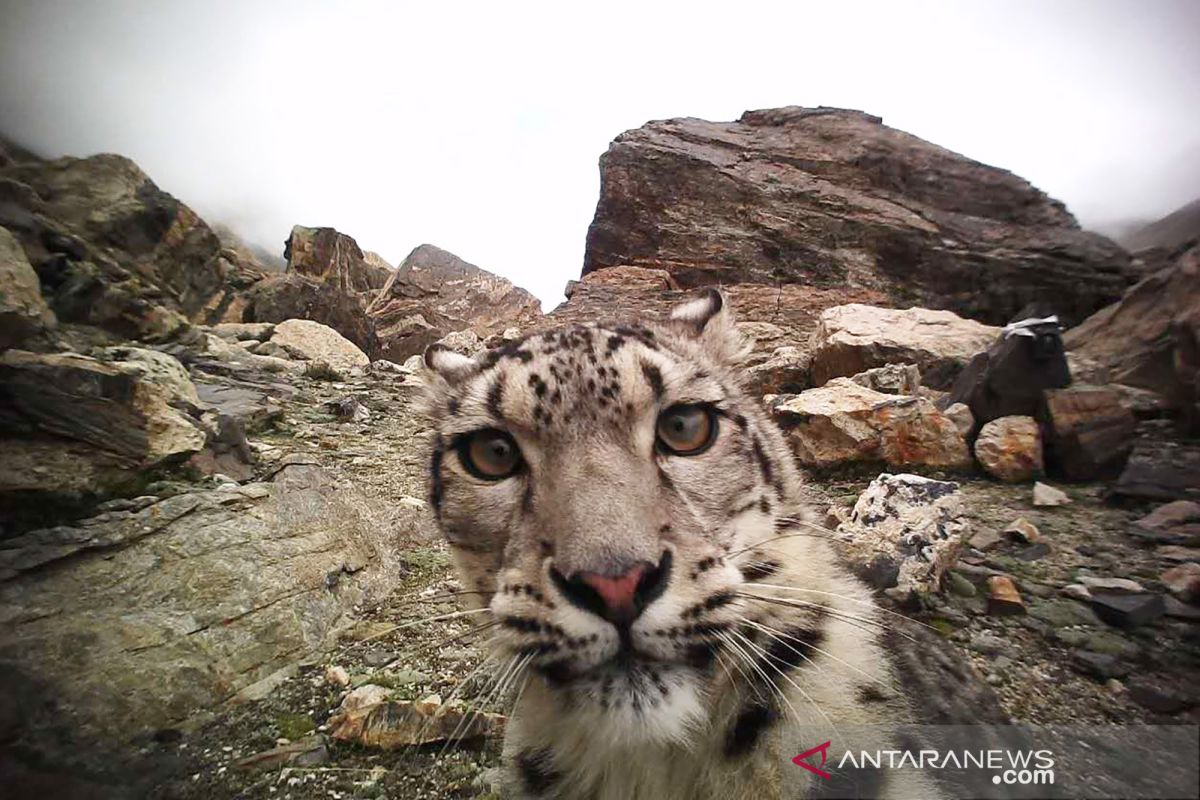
[656,404,717,456]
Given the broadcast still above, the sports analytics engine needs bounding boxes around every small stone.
[1061,584,1092,602]
[1003,518,1040,543]
[1133,501,1200,545]
[987,575,1025,615]
[1164,596,1200,621]
[1072,651,1129,681]
[1160,563,1200,603]
[414,693,442,715]
[362,649,399,668]
[1033,482,1071,507]
[1090,592,1167,629]
[969,528,1004,551]
[968,632,1013,657]
[946,571,977,597]
[1029,599,1100,627]
[1156,545,1200,564]
[338,684,391,713]
[1078,575,1146,594]
[324,665,350,687]
[853,553,900,590]
[1015,543,1051,561]
[326,395,371,423]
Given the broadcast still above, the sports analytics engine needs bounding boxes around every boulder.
[809,304,999,389]
[1132,501,1200,546]
[1065,242,1199,425]
[0,463,405,736]
[0,348,206,499]
[0,154,267,337]
[943,403,975,438]
[368,244,542,362]
[973,416,1043,482]
[268,319,369,374]
[285,225,392,294]
[1039,386,1135,481]
[767,379,971,470]
[583,106,1128,324]
[834,473,969,595]
[1161,563,1200,604]
[943,314,1071,427]
[242,272,378,357]
[0,226,55,349]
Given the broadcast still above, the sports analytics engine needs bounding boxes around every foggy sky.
[2,0,1198,307]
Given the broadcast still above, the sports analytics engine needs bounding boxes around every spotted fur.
[422,290,940,799]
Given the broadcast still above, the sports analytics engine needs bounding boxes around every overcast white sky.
[1,0,1198,307]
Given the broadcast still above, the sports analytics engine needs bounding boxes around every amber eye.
[458,429,523,480]
[656,404,717,455]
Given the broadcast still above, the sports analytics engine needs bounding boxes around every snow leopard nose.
[551,551,673,626]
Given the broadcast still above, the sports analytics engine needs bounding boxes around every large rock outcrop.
[1065,241,1199,420]
[0,153,267,338]
[0,463,405,737]
[583,106,1129,325]
[284,225,392,294]
[368,244,542,362]
[0,226,55,349]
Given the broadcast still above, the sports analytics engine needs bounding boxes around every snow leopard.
[421,289,940,799]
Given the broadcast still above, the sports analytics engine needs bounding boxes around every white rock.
[269,319,369,374]
[809,304,999,388]
[1033,481,1071,507]
[943,403,975,438]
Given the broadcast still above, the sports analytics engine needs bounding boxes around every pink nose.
[578,564,647,623]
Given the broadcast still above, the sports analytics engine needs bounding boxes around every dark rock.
[243,272,379,358]
[1014,543,1051,561]
[944,315,1070,428]
[235,735,329,771]
[1112,440,1200,504]
[583,106,1129,325]
[1090,592,1167,629]
[1163,596,1200,621]
[1038,386,1136,481]
[1071,651,1129,680]
[1126,678,1195,715]
[852,553,900,590]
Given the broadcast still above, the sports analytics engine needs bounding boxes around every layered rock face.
[368,244,543,362]
[0,152,267,339]
[583,106,1129,324]
[1065,240,1199,422]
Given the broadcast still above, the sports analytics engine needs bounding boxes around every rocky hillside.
[2,116,1199,798]
[583,106,1130,324]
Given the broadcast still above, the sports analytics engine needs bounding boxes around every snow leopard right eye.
[458,429,524,480]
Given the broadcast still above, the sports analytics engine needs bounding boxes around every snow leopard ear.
[423,343,477,384]
[668,287,748,365]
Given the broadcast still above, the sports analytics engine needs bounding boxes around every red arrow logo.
[792,741,832,779]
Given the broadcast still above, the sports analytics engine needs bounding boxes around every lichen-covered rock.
[0,464,406,736]
[1040,386,1136,481]
[285,225,393,294]
[810,304,999,389]
[583,106,1129,324]
[0,226,55,349]
[767,379,971,469]
[834,473,968,595]
[269,319,370,373]
[974,416,1044,482]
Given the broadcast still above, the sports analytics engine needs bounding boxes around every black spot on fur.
[429,441,445,518]
[857,685,889,703]
[724,703,777,758]
[639,361,664,399]
[487,379,505,418]
[447,397,460,416]
[739,559,781,582]
[516,747,561,795]
[764,625,827,671]
[606,334,626,353]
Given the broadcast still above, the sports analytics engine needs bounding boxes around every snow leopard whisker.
[726,627,840,740]
[715,630,777,709]
[735,593,916,643]
[749,583,939,632]
[723,628,804,724]
[725,530,835,560]
[744,617,893,691]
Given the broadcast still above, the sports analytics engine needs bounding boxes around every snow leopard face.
[421,290,809,744]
